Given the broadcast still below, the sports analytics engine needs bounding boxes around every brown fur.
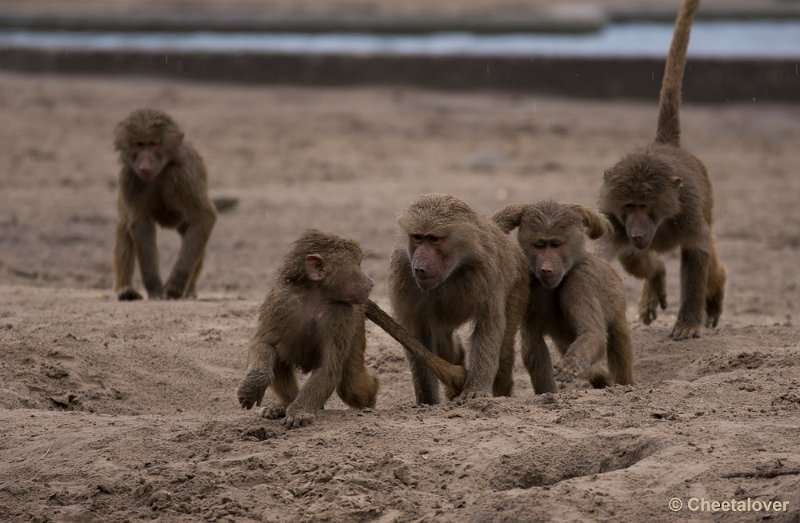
[493,201,636,392]
[236,229,379,429]
[597,0,726,340]
[113,108,217,300]
[388,194,529,404]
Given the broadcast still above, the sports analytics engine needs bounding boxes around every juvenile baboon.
[388,194,529,405]
[113,108,217,301]
[236,229,379,428]
[598,0,726,340]
[494,201,636,392]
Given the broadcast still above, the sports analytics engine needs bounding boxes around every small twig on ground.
[722,467,800,479]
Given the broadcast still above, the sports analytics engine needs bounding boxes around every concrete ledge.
[609,5,800,22]
[0,48,797,102]
[0,10,606,34]
[1,5,800,35]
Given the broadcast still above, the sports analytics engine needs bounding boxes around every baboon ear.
[492,204,525,233]
[570,204,612,240]
[670,176,683,188]
[112,122,128,152]
[304,254,326,281]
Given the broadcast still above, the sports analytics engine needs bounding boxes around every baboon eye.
[427,235,442,245]
[623,203,636,210]
[533,241,546,249]
[638,204,648,210]
[549,240,563,248]
[134,142,145,148]
[410,234,424,243]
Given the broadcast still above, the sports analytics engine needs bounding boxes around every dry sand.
[0,71,799,521]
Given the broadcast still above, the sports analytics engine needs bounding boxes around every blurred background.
[1,0,799,101]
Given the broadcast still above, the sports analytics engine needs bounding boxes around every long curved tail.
[364,299,466,396]
[655,0,700,146]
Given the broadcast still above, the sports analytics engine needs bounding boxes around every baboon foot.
[146,288,165,300]
[587,363,612,388]
[164,272,189,300]
[283,409,315,429]
[164,283,186,300]
[492,376,514,398]
[670,322,701,340]
[259,404,286,420]
[117,287,143,301]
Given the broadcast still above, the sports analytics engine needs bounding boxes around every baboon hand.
[639,280,667,325]
[237,385,266,410]
[117,287,143,301]
[283,408,315,429]
[670,322,701,340]
[236,367,271,409]
[454,389,492,404]
[553,355,587,384]
[259,404,286,420]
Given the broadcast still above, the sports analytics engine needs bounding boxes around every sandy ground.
[0,70,799,521]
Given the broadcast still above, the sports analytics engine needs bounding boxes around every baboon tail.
[655,0,700,147]
[364,300,466,396]
[212,196,239,213]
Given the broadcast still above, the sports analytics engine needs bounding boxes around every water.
[0,21,798,58]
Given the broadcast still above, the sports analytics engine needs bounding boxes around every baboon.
[388,194,529,405]
[113,108,217,301]
[236,229,379,429]
[598,0,726,340]
[493,201,636,392]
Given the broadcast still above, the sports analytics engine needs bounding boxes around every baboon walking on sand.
[388,194,530,405]
[494,201,636,393]
[598,0,726,340]
[113,108,217,300]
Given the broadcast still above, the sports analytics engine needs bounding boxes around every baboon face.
[619,203,657,250]
[600,152,683,251]
[520,230,570,289]
[406,231,456,291]
[305,254,374,304]
[114,108,184,184]
[129,140,168,183]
